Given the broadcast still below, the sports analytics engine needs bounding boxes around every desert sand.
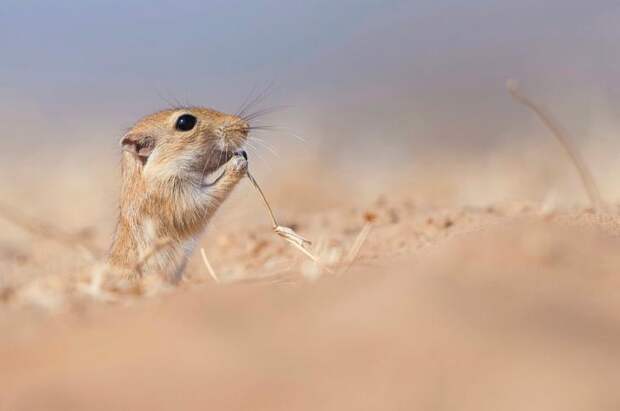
[1,144,620,410]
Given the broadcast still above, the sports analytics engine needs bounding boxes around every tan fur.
[108,107,248,281]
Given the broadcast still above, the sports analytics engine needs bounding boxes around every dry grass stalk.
[175,170,373,283]
[341,222,373,272]
[246,170,321,264]
[0,202,100,259]
[506,79,606,213]
[200,248,220,283]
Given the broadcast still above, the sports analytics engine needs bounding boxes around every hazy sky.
[1,1,620,158]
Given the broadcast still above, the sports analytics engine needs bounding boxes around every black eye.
[175,114,197,131]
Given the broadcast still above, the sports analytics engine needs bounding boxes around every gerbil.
[107,107,249,281]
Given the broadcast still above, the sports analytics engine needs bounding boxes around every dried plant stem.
[507,79,605,213]
[246,171,280,227]
[0,202,100,259]
[246,170,320,263]
[200,248,220,283]
[343,223,372,267]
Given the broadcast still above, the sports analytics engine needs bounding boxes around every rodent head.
[120,107,249,181]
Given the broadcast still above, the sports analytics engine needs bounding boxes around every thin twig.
[246,170,280,227]
[342,223,372,268]
[246,169,323,264]
[506,79,605,212]
[200,247,220,283]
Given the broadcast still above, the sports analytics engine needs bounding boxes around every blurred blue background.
[1,0,619,159]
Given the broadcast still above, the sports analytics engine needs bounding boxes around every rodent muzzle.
[220,117,249,151]
[225,118,249,137]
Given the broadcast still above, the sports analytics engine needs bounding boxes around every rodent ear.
[120,133,155,163]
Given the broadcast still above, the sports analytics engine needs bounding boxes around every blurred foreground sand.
[1,145,620,409]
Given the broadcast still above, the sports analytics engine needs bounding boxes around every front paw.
[226,151,248,176]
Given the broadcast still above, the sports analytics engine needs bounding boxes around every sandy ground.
[1,146,620,410]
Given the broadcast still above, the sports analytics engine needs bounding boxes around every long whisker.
[155,90,181,110]
[235,83,260,118]
[245,125,277,131]
[244,140,262,156]
[241,105,290,123]
[249,137,280,158]
[245,124,307,143]
[238,81,275,119]
[243,141,273,172]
